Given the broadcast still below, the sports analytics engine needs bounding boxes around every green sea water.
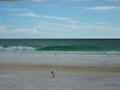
[0,39,120,51]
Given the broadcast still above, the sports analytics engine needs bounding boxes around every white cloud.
[11,28,29,33]
[79,6,120,11]
[0,0,44,2]
[7,8,28,11]
[10,27,52,35]
[43,15,73,21]
[61,0,85,1]
[16,12,75,22]
[17,12,40,17]
[1,0,120,2]
[105,0,120,2]
[59,0,120,2]
[31,29,39,33]
[39,5,58,8]
[1,21,120,38]
[0,25,7,32]
[33,21,120,35]
[30,0,43,2]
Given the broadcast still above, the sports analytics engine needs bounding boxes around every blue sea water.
[0,39,120,51]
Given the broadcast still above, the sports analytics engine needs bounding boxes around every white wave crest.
[0,46,35,51]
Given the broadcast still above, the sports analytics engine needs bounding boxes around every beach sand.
[0,52,120,72]
[0,52,120,90]
[0,51,120,67]
[0,69,120,90]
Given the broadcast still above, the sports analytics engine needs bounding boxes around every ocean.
[0,39,120,51]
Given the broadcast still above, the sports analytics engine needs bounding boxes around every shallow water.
[0,71,120,90]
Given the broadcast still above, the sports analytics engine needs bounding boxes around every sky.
[0,0,120,38]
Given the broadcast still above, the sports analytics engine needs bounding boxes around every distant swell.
[0,46,35,51]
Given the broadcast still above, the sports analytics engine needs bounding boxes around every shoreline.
[0,51,120,54]
[0,51,120,73]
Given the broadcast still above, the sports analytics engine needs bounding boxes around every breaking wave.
[0,46,36,51]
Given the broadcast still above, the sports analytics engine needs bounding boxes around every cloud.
[105,0,120,2]
[11,28,45,34]
[59,0,120,2]
[79,6,120,11]
[0,0,23,2]
[8,8,28,11]
[0,0,119,2]
[0,21,120,38]
[0,0,83,2]
[31,21,120,36]
[16,12,75,22]
[1,8,29,12]
[30,0,43,2]
[61,0,85,1]
[0,0,43,2]
[43,15,73,21]
[0,0,120,2]
[39,4,58,8]
[0,25,7,32]
[17,12,40,17]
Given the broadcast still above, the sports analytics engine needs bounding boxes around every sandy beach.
[0,51,120,90]
[0,51,120,72]
[0,51,120,67]
[0,71,120,90]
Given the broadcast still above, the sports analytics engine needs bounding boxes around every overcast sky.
[0,0,120,38]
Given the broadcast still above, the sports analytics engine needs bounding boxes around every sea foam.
[0,46,35,51]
